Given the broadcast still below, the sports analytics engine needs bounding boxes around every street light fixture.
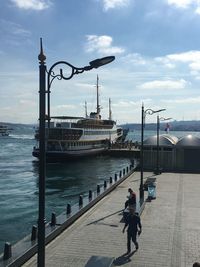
[46,55,115,127]
[140,104,166,202]
[37,38,115,267]
[155,116,172,175]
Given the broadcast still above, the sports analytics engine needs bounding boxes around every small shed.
[175,135,200,172]
[143,134,178,171]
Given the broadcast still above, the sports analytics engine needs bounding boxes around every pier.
[107,147,140,158]
[18,171,200,267]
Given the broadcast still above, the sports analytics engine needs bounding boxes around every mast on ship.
[89,75,101,119]
[109,98,112,120]
[85,101,88,118]
[96,75,101,116]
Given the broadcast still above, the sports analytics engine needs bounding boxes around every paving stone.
[22,172,200,267]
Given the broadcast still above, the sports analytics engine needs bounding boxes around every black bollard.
[104,180,107,188]
[79,195,83,206]
[123,168,125,175]
[89,190,92,199]
[3,242,12,260]
[119,170,122,178]
[31,225,37,241]
[115,173,117,181]
[51,212,56,226]
[110,177,113,183]
[66,203,71,215]
[97,184,100,194]
[126,166,129,173]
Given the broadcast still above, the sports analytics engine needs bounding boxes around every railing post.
[79,195,83,206]
[51,212,56,226]
[31,225,37,241]
[89,190,92,200]
[66,204,71,215]
[97,184,100,194]
[3,242,12,260]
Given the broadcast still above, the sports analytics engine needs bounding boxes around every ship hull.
[32,147,107,161]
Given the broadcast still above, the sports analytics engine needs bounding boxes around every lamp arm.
[144,108,156,115]
[160,117,172,121]
[47,61,91,89]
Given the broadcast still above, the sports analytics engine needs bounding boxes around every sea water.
[0,126,200,253]
[0,125,132,253]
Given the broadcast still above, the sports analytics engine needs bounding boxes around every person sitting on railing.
[125,188,136,209]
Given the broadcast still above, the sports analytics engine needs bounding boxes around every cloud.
[162,96,200,104]
[167,0,194,9]
[166,50,200,62]
[0,19,31,47]
[139,79,187,90]
[121,53,146,65]
[112,99,152,108]
[0,19,31,37]
[85,35,125,55]
[102,0,130,11]
[53,104,77,110]
[10,0,52,10]
[155,50,200,76]
[167,0,200,14]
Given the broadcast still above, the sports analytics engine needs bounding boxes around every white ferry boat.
[32,77,123,160]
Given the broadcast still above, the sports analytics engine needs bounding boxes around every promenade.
[23,172,200,267]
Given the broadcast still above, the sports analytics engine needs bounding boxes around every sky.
[1,0,200,124]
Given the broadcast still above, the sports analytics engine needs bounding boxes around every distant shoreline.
[121,120,200,132]
[1,120,200,132]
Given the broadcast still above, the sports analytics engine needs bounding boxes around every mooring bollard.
[79,195,83,206]
[3,242,12,260]
[89,190,92,199]
[110,177,113,183]
[126,166,129,173]
[66,203,71,215]
[123,168,125,175]
[119,170,122,178]
[104,180,107,188]
[31,225,37,241]
[115,173,117,181]
[97,184,100,194]
[51,212,56,226]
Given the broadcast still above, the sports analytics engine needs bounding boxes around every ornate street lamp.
[155,116,172,175]
[37,38,115,267]
[140,104,165,202]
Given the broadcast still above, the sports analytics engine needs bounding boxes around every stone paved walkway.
[23,172,200,267]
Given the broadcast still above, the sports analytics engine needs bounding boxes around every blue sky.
[1,0,200,124]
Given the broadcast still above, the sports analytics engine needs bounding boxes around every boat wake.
[9,134,34,140]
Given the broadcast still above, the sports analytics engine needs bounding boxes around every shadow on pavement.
[113,250,136,266]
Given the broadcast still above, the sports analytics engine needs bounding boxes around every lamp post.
[155,116,172,175]
[37,38,115,267]
[140,104,165,202]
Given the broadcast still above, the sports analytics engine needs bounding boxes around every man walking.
[122,207,142,254]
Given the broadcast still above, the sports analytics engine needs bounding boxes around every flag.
[165,123,170,133]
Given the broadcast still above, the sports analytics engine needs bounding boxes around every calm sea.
[0,126,199,253]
